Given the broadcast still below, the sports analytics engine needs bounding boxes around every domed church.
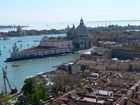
[67,18,92,50]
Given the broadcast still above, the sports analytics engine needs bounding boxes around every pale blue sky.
[0,0,140,24]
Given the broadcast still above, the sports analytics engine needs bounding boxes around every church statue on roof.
[67,18,92,50]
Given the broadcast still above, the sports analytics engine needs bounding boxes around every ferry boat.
[5,36,74,62]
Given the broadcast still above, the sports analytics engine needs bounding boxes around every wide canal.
[0,34,80,92]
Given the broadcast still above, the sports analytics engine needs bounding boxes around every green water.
[0,34,80,91]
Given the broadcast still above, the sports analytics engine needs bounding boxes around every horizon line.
[1,19,140,25]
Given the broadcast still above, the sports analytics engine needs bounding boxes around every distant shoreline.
[1,23,140,38]
[0,25,28,29]
[0,29,66,37]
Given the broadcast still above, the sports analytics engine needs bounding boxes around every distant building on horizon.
[67,18,92,50]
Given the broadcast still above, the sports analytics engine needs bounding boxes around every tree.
[22,78,36,95]
[22,78,49,105]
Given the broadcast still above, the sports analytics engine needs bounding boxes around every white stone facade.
[9,37,74,60]
[11,47,72,60]
[39,36,73,49]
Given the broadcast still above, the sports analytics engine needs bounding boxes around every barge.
[5,36,74,62]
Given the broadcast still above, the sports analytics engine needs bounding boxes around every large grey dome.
[76,18,88,36]
[66,18,92,50]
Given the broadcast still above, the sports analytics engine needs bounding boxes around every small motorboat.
[12,65,19,67]
[17,40,22,42]
[52,65,58,68]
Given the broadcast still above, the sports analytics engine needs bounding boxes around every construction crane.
[2,66,17,94]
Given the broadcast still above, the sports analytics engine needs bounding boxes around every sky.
[0,0,140,24]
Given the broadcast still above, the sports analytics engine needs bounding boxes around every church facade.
[67,18,92,50]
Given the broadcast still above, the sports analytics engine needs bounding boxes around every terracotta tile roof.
[42,37,71,42]
[46,71,140,105]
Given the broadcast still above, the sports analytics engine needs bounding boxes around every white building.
[40,36,73,49]
[6,37,74,62]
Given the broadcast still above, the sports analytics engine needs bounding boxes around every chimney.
[131,89,135,99]
[110,92,114,99]
[96,97,98,103]
[124,97,128,105]
[135,85,139,92]
[135,92,138,99]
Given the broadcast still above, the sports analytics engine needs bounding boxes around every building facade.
[6,36,74,62]
[67,18,92,50]
[103,47,140,60]
[39,36,73,49]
